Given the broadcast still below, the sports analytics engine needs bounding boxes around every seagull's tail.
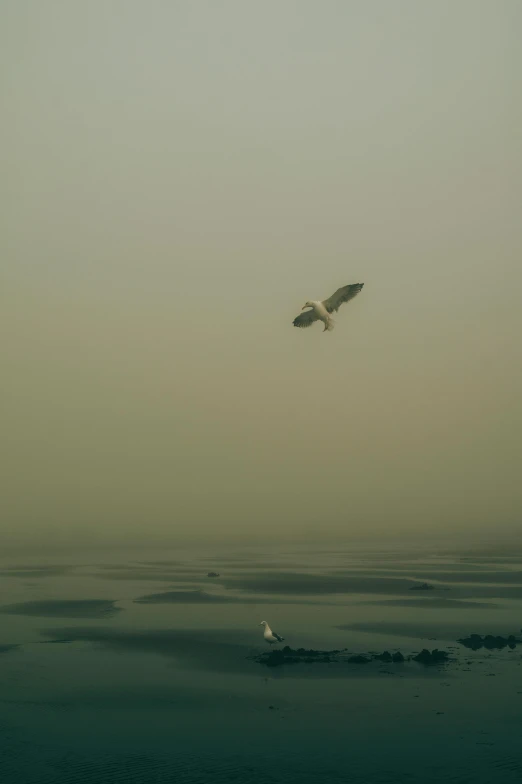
[324,318,335,332]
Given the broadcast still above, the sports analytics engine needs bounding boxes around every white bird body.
[259,620,284,645]
[306,300,333,332]
[292,283,364,332]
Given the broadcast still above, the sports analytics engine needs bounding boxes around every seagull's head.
[302,301,314,310]
[258,621,268,627]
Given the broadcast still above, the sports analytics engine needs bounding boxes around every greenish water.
[1,544,522,783]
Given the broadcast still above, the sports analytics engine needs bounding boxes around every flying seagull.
[292,282,364,332]
[259,621,285,645]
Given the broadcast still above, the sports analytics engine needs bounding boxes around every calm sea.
[1,542,522,783]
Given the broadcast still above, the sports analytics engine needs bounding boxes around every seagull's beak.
[301,304,306,310]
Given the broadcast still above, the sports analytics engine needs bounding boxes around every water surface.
[1,543,522,783]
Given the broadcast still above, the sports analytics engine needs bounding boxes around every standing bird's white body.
[259,621,284,645]
[292,283,364,332]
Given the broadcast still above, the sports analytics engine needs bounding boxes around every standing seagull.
[292,282,364,332]
[259,621,285,645]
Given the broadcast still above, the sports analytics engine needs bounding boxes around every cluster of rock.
[253,646,449,668]
[257,647,343,666]
[457,633,521,650]
[342,649,448,666]
[373,650,405,663]
[411,648,449,665]
[252,629,522,670]
[409,582,434,591]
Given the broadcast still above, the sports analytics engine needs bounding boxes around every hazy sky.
[2,1,521,548]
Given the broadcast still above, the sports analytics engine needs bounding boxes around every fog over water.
[2,0,522,549]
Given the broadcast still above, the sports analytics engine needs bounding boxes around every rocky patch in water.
[457,633,522,650]
[256,647,344,666]
[252,646,449,668]
[373,650,405,663]
[412,649,450,665]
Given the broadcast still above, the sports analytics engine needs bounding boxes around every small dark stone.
[348,655,372,664]
[392,651,405,663]
[206,572,220,577]
[373,651,393,663]
[410,582,434,591]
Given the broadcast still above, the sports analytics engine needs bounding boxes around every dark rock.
[458,634,484,650]
[372,650,404,663]
[484,635,502,649]
[286,646,339,657]
[253,644,435,669]
[458,633,522,651]
[206,572,220,577]
[261,649,298,667]
[412,649,449,666]
[256,646,339,667]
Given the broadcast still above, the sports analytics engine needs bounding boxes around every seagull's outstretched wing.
[293,310,319,328]
[323,283,364,314]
